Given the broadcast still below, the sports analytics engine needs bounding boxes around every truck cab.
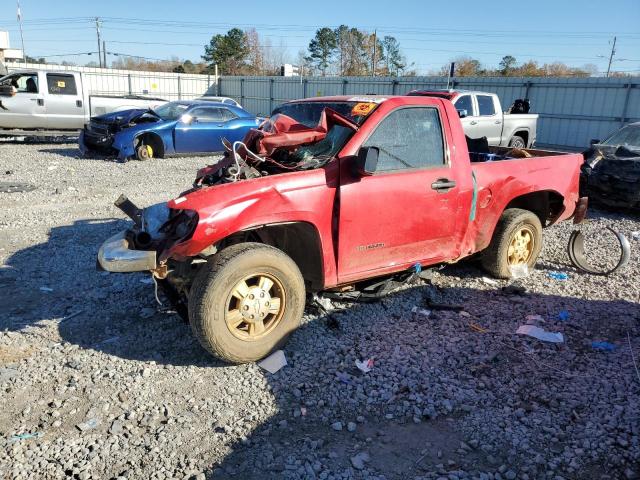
[0,70,85,129]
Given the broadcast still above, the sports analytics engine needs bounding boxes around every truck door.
[337,105,460,282]
[0,72,46,129]
[472,94,502,145]
[43,73,85,129]
[174,106,227,152]
[453,94,479,140]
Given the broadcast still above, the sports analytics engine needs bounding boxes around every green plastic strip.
[469,170,478,222]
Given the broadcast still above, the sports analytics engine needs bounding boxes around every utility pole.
[102,40,107,68]
[371,30,377,76]
[606,36,616,78]
[95,17,102,68]
[17,1,26,64]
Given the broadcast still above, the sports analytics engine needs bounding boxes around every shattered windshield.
[272,101,376,127]
[152,102,190,121]
[601,125,640,151]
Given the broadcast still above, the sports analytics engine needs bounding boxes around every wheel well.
[512,130,529,146]
[504,191,564,226]
[136,132,164,158]
[218,222,324,291]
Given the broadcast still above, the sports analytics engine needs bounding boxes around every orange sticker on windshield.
[351,102,376,116]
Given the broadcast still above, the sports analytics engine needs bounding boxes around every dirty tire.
[508,135,526,148]
[481,208,543,279]
[188,243,305,363]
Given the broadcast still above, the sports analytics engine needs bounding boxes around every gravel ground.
[1,142,639,480]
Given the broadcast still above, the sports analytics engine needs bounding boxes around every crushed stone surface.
[0,142,639,480]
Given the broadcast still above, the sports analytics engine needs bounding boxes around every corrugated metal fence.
[216,75,640,150]
[6,62,215,101]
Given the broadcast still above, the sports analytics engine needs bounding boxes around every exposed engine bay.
[194,106,360,187]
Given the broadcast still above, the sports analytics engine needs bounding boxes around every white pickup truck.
[0,69,166,135]
[408,89,538,148]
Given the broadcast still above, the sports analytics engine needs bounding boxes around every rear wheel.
[481,208,543,278]
[188,243,305,363]
[508,135,526,149]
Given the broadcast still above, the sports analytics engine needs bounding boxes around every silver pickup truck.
[408,89,538,148]
[0,69,166,135]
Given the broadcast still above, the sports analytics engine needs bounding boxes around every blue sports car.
[79,100,261,161]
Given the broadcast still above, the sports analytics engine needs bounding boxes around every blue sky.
[1,0,639,75]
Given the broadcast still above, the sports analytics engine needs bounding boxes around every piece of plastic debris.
[412,262,422,273]
[558,310,570,321]
[257,350,287,374]
[300,407,307,416]
[568,227,631,276]
[355,359,374,373]
[76,418,99,431]
[411,306,431,317]
[509,263,529,278]
[459,311,471,318]
[591,341,616,352]
[525,314,544,324]
[8,432,43,443]
[39,286,53,292]
[632,231,640,241]
[336,371,352,384]
[481,277,499,286]
[516,325,564,343]
[548,271,568,281]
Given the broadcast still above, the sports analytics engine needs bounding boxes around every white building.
[0,31,24,63]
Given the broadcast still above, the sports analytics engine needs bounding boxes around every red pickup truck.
[98,95,584,363]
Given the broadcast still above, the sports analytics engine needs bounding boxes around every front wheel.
[508,135,526,149]
[481,208,543,278]
[188,243,306,363]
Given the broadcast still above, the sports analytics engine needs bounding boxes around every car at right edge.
[581,122,640,209]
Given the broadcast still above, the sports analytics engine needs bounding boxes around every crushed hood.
[90,108,158,126]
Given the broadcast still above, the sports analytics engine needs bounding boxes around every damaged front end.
[80,109,159,156]
[581,145,640,209]
[97,194,198,276]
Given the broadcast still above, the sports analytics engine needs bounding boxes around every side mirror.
[180,113,195,124]
[457,109,468,118]
[353,146,379,176]
[0,84,17,97]
[589,138,600,146]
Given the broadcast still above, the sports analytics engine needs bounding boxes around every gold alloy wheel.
[225,273,285,341]
[507,226,535,265]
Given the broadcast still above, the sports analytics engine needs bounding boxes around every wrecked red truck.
[97,95,585,363]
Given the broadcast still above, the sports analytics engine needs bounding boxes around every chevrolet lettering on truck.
[97,95,585,363]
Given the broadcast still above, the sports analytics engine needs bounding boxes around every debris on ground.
[591,341,616,352]
[516,325,564,343]
[0,181,37,193]
[7,432,43,443]
[481,277,499,286]
[568,227,631,275]
[355,359,374,373]
[509,263,529,278]
[257,350,287,374]
[548,271,569,281]
[76,418,99,432]
[411,306,432,317]
[558,310,570,321]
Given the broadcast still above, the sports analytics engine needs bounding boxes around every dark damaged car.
[79,100,262,161]
[581,122,640,209]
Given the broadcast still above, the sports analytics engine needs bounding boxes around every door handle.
[76,100,83,108]
[431,178,456,192]
[30,98,44,106]
[470,120,477,125]
[495,120,501,124]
